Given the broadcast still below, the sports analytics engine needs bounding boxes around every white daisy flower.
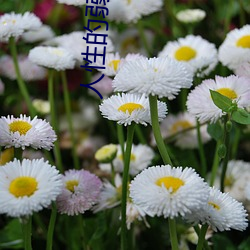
[186,187,248,232]
[235,62,250,78]
[158,35,218,77]
[49,31,114,64]
[22,24,55,43]
[130,165,209,219]
[0,12,41,42]
[187,75,250,123]
[218,24,250,70]
[151,112,210,149]
[176,9,206,23]
[0,55,47,81]
[99,93,167,126]
[113,57,193,99]
[93,174,122,212]
[56,0,86,6]
[99,144,155,176]
[32,99,50,115]
[0,114,57,150]
[95,52,146,77]
[28,46,75,71]
[104,0,163,23]
[0,158,62,217]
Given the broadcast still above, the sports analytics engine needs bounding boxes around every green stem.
[136,20,151,57]
[121,124,135,250]
[209,141,221,186]
[135,125,147,144]
[9,37,36,117]
[231,126,240,159]
[194,226,211,250]
[61,71,80,169]
[111,161,116,186]
[78,215,88,250]
[46,203,57,250]
[48,70,63,172]
[168,218,179,250]
[238,0,246,26]
[196,224,209,250]
[149,95,172,165]
[117,124,125,156]
[196,120,207,179]
[21,216,32,250]
[220,116,230,192]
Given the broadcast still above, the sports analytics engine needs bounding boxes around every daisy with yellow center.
[130,165,209,218]
[152,112,210,149]
[187,75,250,123]
[0,114,57,150]
[99,93,167,126]
[218,24,250,71]
[185,187,248,232]
[158,35,218,77]
[0,158,62,217]
[0,12,41,42]
[56,169,102,216]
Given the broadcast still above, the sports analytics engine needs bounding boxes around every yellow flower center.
[51,48,64,57]
[174,46,197,61]
[127,0,131,4]
[216,88,237,99]
[224,176,234,187]
[3,19,16,25]
[208,201,220,210]
[236,35,250,48]
[171,120,192,134]
[9,177,38,197]
[118,103,144,114]
[9,121,32,135]
[108,60,120,72]
[66,180,79,192]
[118,153,136,161]
[0,148,14,166]
[155,176,184,193]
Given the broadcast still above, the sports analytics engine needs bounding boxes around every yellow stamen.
[51,48,64,57]
[216,88,237,99]
[208,201,220,210]
[171,120,192,134]
[236,35,250,48]
[9,177,38,197]
[108,60,120,72]
[118,153,136,161]
[156,176,184,193]
[118,103,144,114]
[9,121,32,135]
[0,148,14,166]
[174,46,197,61]
[66,180,79,192]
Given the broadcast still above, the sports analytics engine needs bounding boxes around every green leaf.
[232,109,250,125]
[209,89,234,112]
[207,122,223,141]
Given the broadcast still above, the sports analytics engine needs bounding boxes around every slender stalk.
[46,203,57,250]
[136,20,151,57]
[21,216,32,250]
[209,141,221,186]
[194,226,211,250]
[48,70,63,172]
[220,116,230,192]
[196,224,209,250]
[121,124,135,250]
[149,95,172,165]
[117,124,125,156]
[78,215,88,250]
[196,120,207,179]
[168,218,179,250]
[9,37,36,117]
[61,71,80,169]
[111,161,116,186]
[231,126,240,159]
[135,125,147,144]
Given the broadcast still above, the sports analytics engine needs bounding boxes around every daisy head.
[158,35,218,77]
[151,112,210,149]
[218,24,250,70]
[186,187,248,232]
[187,75,250,123]
[0,158,62,217]
[28,46,75,71]
[113,57,193,99]
[56,0,86,6]
[99,93,167,126]
[0,12,41,42]
[0,114,57,150]
[99,144,155,176]
[176,9,206,23]
[130,165,209,219]
[56,169,102,216]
